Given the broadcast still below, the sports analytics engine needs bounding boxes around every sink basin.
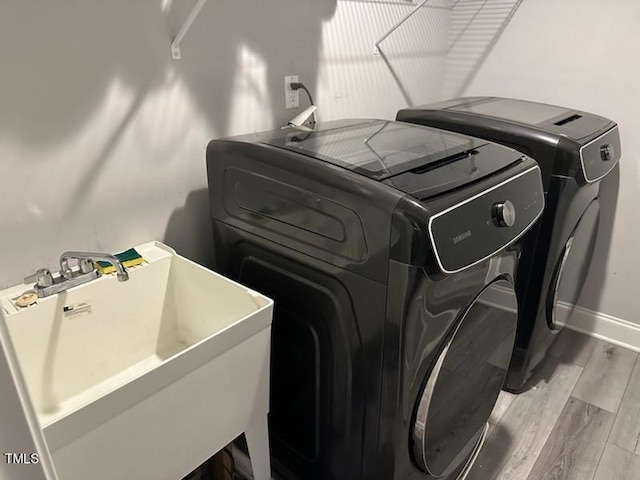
[0,241,274,480]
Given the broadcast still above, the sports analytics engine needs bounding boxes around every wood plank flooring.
[475,330,640,480]
[572,341,637,413]
[609,359,640,454]
[467,359,584,480]
[592,444,640,480]
[235,330,640,480]
[548,329,598,367]
[525,398,614,480]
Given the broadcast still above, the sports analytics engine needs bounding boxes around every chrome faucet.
[60,252,129,282]
[24,251,129,298]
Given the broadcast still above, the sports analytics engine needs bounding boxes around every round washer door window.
[548,199,600,329]
[412,280,517,477]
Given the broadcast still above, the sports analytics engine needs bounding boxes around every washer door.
[547,199,600,330]
[412,280,517,477]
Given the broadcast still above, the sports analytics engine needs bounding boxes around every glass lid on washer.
[451,98,570,125]
[264,120,486,180]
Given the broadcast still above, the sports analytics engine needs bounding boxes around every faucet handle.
[79,258,94,274]
[25,268,54,288]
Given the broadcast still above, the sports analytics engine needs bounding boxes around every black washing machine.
[397,97,621,392]
[206,119,544,479]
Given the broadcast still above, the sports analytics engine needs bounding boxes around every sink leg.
[245,416,271,480]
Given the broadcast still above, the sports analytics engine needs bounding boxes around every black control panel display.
[429,167,544,273]
[580,126,621,182]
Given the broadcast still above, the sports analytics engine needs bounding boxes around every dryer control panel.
[428,165,544,273]
[579,125,621,183]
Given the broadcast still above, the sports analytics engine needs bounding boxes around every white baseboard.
[479,288,640,353]
[557,302,640,354]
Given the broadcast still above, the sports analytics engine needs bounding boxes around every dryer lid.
[450,97,568,125]
[263,120,520,194]
[447,97,614,142]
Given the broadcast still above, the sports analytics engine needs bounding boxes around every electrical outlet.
[284,75,299,109]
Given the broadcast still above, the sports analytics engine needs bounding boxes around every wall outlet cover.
[284,75,299,109]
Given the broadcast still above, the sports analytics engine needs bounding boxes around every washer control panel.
[492,200,516,227]
[429,166,544,273]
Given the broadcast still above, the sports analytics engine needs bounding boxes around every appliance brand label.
[453,230,472,245]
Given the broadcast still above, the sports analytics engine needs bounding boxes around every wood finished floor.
[236,330,640,480]
[470,329,640,480]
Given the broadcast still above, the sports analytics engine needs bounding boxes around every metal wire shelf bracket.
[374,0,430,55]
[171,0,208,60]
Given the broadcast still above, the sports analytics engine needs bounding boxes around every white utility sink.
[0,241,274,480]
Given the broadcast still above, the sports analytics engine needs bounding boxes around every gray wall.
[463,0,638,324]
[0,0,449,289]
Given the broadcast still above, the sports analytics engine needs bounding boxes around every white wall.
[0,0,450,290]
[463,0,639,325]
[4,0,633,329]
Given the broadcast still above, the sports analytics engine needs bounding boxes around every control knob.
[600,144,614,162]
[492,200,516,227]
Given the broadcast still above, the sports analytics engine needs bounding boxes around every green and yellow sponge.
[95,248,145,275]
